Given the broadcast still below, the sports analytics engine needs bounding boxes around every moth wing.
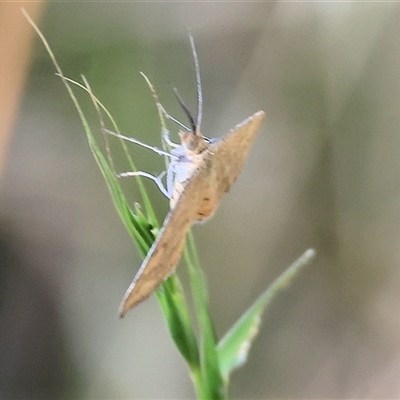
[209,110,265,197]
[119,164,209,317]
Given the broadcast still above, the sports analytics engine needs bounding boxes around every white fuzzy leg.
[118,171,170,199]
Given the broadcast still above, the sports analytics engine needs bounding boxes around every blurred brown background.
[1,2,400,399]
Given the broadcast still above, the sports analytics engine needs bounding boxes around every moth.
[113,36,265,317]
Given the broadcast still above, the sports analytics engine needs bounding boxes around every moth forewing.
[209,111,265,197]
[119,164,210,317]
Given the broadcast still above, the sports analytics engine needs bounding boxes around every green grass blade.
[217,249,316,381]
[24,9,154,250]
[184,233,225,400]
[156,275,200,368]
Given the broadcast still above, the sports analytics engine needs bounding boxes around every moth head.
[179,129,207,153]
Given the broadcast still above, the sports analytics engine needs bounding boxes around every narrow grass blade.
[217,249,316,381]
[184,232,225,400]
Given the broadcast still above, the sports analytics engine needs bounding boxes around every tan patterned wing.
[209,110,265,197]
[119,162,210,317]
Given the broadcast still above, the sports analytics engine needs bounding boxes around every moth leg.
[103,128,176,160]
[162,128,180,148]
[118,170,170,198]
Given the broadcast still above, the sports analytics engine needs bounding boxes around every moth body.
[119,111,265,317]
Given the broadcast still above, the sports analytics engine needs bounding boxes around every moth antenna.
[189,31,202,132]
[173,86,196,133]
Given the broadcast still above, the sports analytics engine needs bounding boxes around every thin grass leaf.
[24,10,153,254]
[156,274,200,368]
[80,75,158,230]
[54,73,159,230]
[217,248,316,381]
[185,232,225,400]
